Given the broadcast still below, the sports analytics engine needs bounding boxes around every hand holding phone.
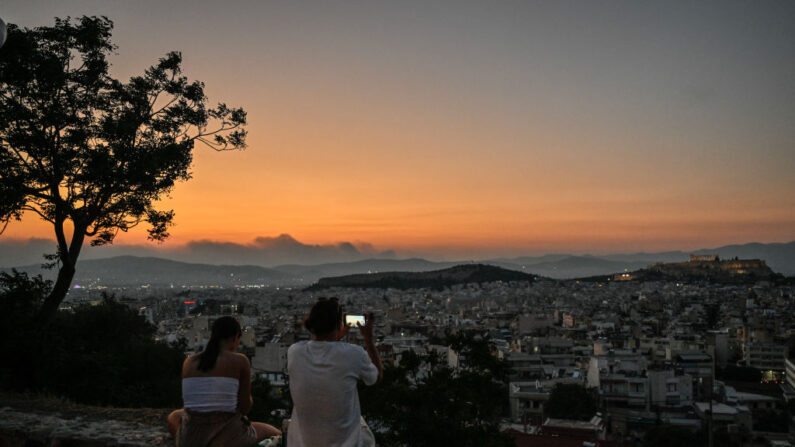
[358,313,375,344]
[345,314,365,327]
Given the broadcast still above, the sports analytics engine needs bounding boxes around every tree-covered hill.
[308,263,536,291]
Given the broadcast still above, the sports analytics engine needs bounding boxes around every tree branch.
[20,204,54,224]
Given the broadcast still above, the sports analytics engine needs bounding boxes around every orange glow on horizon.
[5,122,794,254]
[3,3,794,257]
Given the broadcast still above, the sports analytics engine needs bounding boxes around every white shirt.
[287,341,379,447]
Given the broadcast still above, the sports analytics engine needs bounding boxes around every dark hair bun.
[304,297,342,337]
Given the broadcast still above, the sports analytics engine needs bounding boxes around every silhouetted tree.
[703,303,721,329]
[545,383,597,421]
[716,365,761,382]
[446,331,509,381]
[359,339,513,447]
[0,17,246,325]
[752,408,788,433]
[248,376,291,427]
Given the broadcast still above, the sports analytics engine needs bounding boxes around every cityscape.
[22,251,794,445]
[2,1,795,446]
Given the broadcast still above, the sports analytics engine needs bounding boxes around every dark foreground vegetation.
[359,332,514,447]
[0,271,185,408]
[0,270,289,428]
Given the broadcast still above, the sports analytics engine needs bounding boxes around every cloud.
[182,234,369,265]
[0,234,396,268]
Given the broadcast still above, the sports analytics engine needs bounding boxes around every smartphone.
[345,314,365,327]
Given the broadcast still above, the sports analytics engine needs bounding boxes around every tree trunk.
[36,218,86,327]
[36,261,76,326]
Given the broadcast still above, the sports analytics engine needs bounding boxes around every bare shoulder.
[185,352,203,364]
[234,351,250,367]
[218,350,249,368]
[182,353,199,376]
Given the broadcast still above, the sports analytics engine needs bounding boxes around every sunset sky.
[2,1,794,258]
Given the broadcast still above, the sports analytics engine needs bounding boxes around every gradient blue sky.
[2,1,794,257]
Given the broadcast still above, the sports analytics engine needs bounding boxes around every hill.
[692,241,795,275]
[308,263,536,291]
[579,256,779,284]
[490,241,795,276]
[273,258,457,281]
[276,256,648,282]
[502,255,648,279]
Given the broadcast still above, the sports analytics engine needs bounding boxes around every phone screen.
[345,314,365,327]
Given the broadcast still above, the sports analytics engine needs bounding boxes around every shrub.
[0,271,185,408]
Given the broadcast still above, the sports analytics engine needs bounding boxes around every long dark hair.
[304,297,343,337]
[197,316,241,372]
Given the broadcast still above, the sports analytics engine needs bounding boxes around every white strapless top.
[182,377,239,412]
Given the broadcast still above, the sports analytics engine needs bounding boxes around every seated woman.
[167,316,281,447]
[287,297,383,447]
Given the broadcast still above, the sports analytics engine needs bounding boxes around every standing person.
[288,297,383,447]
[167,316,281,446]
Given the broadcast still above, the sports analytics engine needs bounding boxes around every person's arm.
[359,312,383,383]
[237,354,253,414]
[181,355,191,378]
[336,312,350,340]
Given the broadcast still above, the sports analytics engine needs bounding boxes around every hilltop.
[308,263,536,291]
[580,255,780,284]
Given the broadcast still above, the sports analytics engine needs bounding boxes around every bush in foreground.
[359,333,513,447]
[0,271,185,408]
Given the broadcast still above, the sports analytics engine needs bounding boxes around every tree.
[703,302,721,330]
[716,365,761,382]
[248,375,291,427]
[752,408,789,433]
[359,338,513,447]
[545,383,597,421]
[0,17,246,325]
[446,331,509,381]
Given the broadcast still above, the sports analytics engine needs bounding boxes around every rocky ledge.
[0,395,174,447]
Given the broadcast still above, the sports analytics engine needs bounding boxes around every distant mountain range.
[485,256,649,279]
[3,256,294,287]
[488,241,795,277]
[1,240,793,286]
[0,234,395,270]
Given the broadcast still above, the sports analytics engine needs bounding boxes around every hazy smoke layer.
[0,234,396,268]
